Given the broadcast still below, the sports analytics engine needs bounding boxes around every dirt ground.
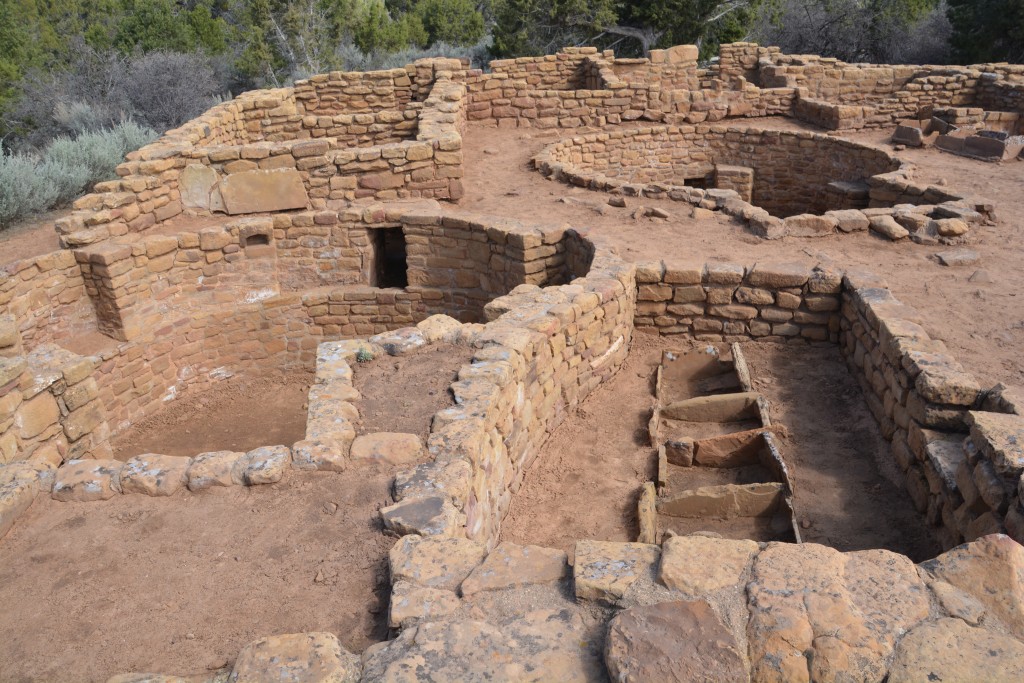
[0,468,396,683]
[110,369,313,460]
[352,344,472,440]
[500,332,660,555]
[458,119,1024,389]
[743,342,942,561]
[501,332,940,561]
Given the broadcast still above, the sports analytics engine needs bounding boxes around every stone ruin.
[1,41,1024,681]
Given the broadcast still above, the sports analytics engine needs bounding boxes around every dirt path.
[0,468,396,683]
[743,342,941,561]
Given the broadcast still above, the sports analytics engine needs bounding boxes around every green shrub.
[0,121,157,229]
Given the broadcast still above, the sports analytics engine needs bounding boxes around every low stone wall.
[839,270,1024,551]
[0,251,95,349]
[536,124,898,218]
[634,260,841,342]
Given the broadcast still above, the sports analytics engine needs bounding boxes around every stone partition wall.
[0,251,96,349]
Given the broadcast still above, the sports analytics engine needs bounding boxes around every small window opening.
[245,233,273,258]
[684,176,708,190]
[373,227,408,288]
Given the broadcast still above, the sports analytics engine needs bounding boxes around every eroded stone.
[52,459,123,501]
[461,542,568,595]
[574,540,660,602]
[228,631,359,683]
[389,534,486,590]
[658,534,759,594]
[120,454,190,496]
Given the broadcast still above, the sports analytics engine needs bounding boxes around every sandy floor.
[352,344,472,440]
[111,370,314,461]
[501,332,940,561]
[0,468,396,682]
[457,120,1024,389]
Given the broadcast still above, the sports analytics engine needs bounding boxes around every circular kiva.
[533,124,984,239]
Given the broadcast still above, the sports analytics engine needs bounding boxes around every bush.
[124,50,222,132]
[0,121,157,229]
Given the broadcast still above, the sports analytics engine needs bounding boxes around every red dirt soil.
[0,468,396,683]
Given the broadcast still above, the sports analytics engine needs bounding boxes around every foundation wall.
[838,271,1024,551]
[0,252,96,349]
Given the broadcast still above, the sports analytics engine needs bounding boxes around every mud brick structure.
[2,41,1024,682]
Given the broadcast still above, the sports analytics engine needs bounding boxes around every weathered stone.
[928,580,985,625]
[933,218,969,237]
[887,618,1024,683]
[658,534,759,594]
[370,328,426,355]
[291,440,347,472]
[657,482,784,518]
[574,540,660,602]
[605,600,749,683]
[105,675,188,683]
[968,411,1024,478]
[228,632,359,683]
[461,542,568,595]
[393,459,472,508]
[747,542,929,682]
[389,534,486,590]
[936,248,980,267]
[415,314,463,343]
[387,580,460,629]
[361,609,604,682]
[746,261,812,288]
[52,459,123,501]
[784,214,837,237]
[380,495,464,537]
[15,392,60,439]
[827,209,870,233]
[187,451,244,491]
[179,165,219,210]
[0,471,38,540]
[120,454,190,496]
[921,534,1024,640]
[870,215,910,240]
[350,433,423,465]
[916,365,980,406]
[220,169,308,215]
[232,445,290,486]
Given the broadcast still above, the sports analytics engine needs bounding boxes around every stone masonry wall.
[0,251,95,349]
[633,260,841,343]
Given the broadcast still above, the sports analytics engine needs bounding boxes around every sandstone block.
[870,215,910,240]
[291,440,347,472]
[52,459,123,501]
[784,213,837,237]
[887,618,1024,683]
[187,451,244,491]
[605,600,748,683]
[120,454,190,496]
[415,314,463,343]
[232,445,290,486]
[228,632,359,683]
[63,402,105,442]
[220,169,308,215]
[15,392,60,439]
[350,433,423,465]
[380,495,464,537]
[389,534,486,591]
[0,470,38,540]
[179,165,219,210]
[827,209,870,232]
[387,580,460,629]
[659,534,759,594]
[393,459,472,508]
[461,542,568,595]
[574,540,660,602]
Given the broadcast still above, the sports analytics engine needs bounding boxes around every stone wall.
[838,270,1024,551]
[0,251,95,349]
[633,260,841,342]
[537,125,898,217]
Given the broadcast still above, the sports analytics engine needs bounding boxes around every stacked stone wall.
[0,252,96,349]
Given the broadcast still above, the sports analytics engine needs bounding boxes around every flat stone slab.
[461,542,568,595]
[0,472,38,540]
[415,314,463,343]
[968,411,1024,478]
[605,600,748,682]
[659,535,759,594]
[393,459,472,508]
[220,168,308,215]
[52,459,123,502]
[187,451,244,491]
[290,440,347,472]
[936,248,980,266]
[351,433,423,465]
[921,534,1024,641]
[380,495,463,537]
[747,542,929,682]
[362,609,604,682]
[370,327,427,356]
[389,534,486,591]
[888,617,1024,682]
[574,540,660,602]
[228,631,359,683]
[387,580,460,629]
[120,454,190,496]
